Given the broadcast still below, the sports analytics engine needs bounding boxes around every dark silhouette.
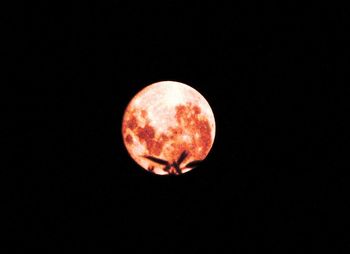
[176,150,189,166]
[143,150,203,174]
[185,160,203,168]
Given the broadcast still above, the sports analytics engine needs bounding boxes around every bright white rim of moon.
[122,81,216,175]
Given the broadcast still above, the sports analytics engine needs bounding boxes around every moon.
[121,81,216,175]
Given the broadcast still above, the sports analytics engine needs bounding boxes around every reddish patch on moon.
[136,124,165,156]
[136,124,155,140]
[125,114,138,131]
[141,110,148,119]
[125,134,133,145]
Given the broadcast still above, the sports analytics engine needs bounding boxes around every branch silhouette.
[176,150,188,166]
[143,150,202,174]
[185,160,203,169]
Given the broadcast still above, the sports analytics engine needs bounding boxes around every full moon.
[122,81,216,175]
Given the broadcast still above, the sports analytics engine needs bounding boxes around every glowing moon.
[122,81,216,175]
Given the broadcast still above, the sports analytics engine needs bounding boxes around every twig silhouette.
[176,150,188,166]
[143,150,202,174]
[185,160,203,169]
[173,161,182,175]
[163,163,172,173]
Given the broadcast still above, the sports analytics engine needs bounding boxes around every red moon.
[122,81,216,175]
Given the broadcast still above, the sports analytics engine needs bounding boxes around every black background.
[4,1,349,251]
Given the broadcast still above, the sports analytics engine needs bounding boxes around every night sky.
[5,2,348,251]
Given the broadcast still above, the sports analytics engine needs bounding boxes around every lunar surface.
[122,81,216,175]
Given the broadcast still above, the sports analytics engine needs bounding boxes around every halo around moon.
[122,81,216,175]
